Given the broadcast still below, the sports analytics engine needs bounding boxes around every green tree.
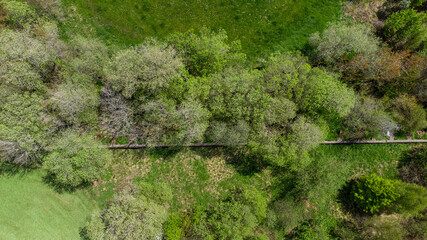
[0,30,57,92]
[68,35,109,79]
[298,68,355,117]
[351,174,399,213]
[105,40,184,99]
[261,52,308,99]
[343,96,397,140]
[0,93,48,165]
[383,8,427,50]
[50,74,100,125]
[207,68,270,124]
[167,27,246,77]
[309,22,380,63]
[389,94,427,133]
[84,194,167,240]
[139,98,210,145]
[43,130,112,188]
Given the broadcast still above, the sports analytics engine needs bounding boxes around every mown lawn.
[0,167,98,240]
[60,0,342,60]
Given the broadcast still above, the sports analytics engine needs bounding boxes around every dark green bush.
[383,8,426,50]
[351,174,399,213]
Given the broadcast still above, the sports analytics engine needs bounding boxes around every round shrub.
[43,130,112,188]
[351,174,400,213]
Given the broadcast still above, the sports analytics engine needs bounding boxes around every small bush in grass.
[351,174,399,213]
[43,130,112,188]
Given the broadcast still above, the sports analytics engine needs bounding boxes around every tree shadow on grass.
[337,179,372,218]
[42,173,91,194]
[0,162,36,176]
[192,146,266,176]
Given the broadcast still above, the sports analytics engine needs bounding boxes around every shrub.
[351,174,399,213]
[309,22,379,63]
[164,213,192,240]
[398,145,427,186]
[43,130,112,188]
[84,194,167,240]
[192,201,258,240]
[383,8,427,50]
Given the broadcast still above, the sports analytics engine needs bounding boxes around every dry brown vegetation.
[343,0,386,27]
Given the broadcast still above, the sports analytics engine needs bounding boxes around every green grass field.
[312,144,417,179]
[60,0,342,59]
[0,168,98,240]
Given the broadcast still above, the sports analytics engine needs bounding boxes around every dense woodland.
[0,0,426,239]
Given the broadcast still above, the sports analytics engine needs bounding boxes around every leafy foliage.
[43,130,112,188]
[389,181,427,216]
[351,174,399,213]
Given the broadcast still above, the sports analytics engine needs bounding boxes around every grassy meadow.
[60,0,342,59]
[0,168,98,240]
